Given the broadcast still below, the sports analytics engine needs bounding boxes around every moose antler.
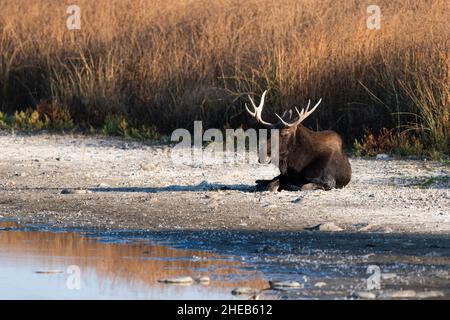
[245,90,275,127]
[246,90,322,128]
[274,99,322,127]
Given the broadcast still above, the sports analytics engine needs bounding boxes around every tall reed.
[0,0,448,154]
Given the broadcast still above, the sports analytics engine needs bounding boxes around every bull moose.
[245,90,351,192]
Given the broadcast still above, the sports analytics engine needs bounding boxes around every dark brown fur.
[256,123,352,192]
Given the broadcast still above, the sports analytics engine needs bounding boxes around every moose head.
[245,90,321,169]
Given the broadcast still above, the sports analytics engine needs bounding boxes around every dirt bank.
[0,132,449,234]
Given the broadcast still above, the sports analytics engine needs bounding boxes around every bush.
[354,128,426,158]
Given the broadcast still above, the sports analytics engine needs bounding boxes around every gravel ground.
[0,132,449,234]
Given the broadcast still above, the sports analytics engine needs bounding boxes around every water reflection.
[0,221,268,299]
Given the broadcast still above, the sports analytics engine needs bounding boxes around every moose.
[245,90,351,192]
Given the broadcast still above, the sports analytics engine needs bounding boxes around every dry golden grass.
[0,0,448,153]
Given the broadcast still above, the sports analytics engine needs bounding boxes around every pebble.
[269,280,302,290]
[416,291,445,299]
[314,282,327,288]
[231,287,260,295]
[358,224,375,232]
[376,154,390,160]
[381,273,397,280]
[380,290,416,298]
[34,270,64,274]
[306,222,344,232]
[355,291,377,299]
[14,172,27,177]
[61,189,92,195]
[196,276,210,284]
[141,163,158,171]
[158,276,194,285]
[97,183,109,188]
[291,197,302,203]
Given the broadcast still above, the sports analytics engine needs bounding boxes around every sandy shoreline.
[0,132,449,234]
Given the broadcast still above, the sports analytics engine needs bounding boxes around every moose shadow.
[89,181,256,193]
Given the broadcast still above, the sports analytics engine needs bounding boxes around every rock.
[197,180,211,191]
[61,189,92,195]
[416,291,445,299]
[314,282,327,288]
[381,273,397,280]
[381,226,394,233]
[97,183,109,188]
[14,172,27,177]
[319,223,344,232]
[358,224,375,232]
[291,197,302,203]
[231,287,260,295]
[355,291,377,299]
[196,276,210,284]
[306,222,344,232]
[269,280,302,290]
[34,270,64,274]
[141,162,158,171]
[380,290,416,298]
[376,154,390,160]
[158,276,194,285]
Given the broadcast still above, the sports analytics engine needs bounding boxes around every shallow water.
[1,220,449,299]
[0,221,267,299]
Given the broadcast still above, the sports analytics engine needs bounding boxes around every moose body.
[246,90,351,191]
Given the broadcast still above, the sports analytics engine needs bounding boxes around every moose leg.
[256,169,329,192]
[305,170,336,190]
[280,182,302,191]
[255,179,272,187]
[255,175,284,192]
[276,169,309,191]
[259,173,303,192]
[256,176,320,192]
[301,161,337,190]
[300,183,324,191]
[270,174,306,192]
